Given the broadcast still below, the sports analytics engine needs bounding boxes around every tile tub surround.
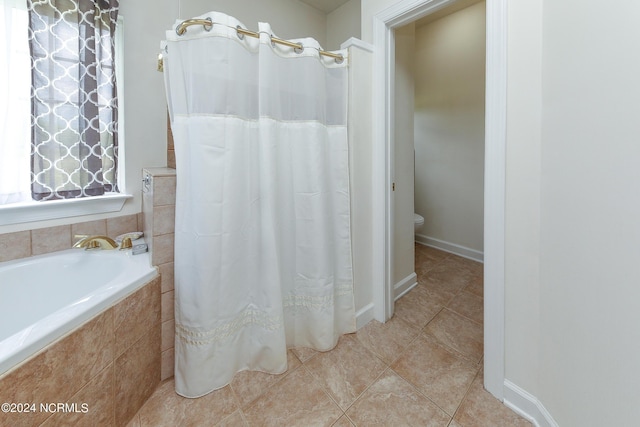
[141,167,177,381]
[0,276,161,427]
[0,213,143,263]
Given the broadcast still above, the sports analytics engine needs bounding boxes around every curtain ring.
[203,17,213,32]
[294,46,304,55]
[236,25,245,40]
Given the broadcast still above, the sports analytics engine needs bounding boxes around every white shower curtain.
[163,12,355,398]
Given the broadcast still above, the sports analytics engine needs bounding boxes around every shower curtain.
[162,12,355,398]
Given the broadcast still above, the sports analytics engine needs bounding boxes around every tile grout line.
[449,364,484,425]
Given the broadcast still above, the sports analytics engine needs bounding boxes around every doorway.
[371,0,507,400]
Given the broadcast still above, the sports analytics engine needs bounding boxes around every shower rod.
[175,17,344,63]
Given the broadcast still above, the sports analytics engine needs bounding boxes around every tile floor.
[128,244,531,426]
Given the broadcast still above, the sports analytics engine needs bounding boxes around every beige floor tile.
[217,410,248,426]
[415,244,449,272]
[454,374,532,427]
[137,379,238,427]
[304,334,387,410]
[464,275,484,298]
[418,259,475,302]
[394,284,445,328]
[446,291,484,325]
[332,415,355,426]
[444,254,483,277]
[391,335,478,416]
[242,367,342,427]
[423,309,484,363]
[231,350,301,408]
[355,317,420,364]
[347,369,451,426]
[291,346,319,363]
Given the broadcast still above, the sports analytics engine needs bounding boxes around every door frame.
[371,0,507,400]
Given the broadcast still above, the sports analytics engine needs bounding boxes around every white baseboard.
[504,380,559,427]
[394,273,418,301]
[356,273,417,330]
[415,234,484,263]
[355,303,375,330]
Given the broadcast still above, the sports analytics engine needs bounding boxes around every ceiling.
[298,0,352,14]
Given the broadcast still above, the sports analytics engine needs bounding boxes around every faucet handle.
[119,236,133,250]
[85,240,101,250]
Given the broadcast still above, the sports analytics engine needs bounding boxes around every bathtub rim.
[0,248,158,377]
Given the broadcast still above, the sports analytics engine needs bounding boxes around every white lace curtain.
[0,0,30,204]
[163,12,355,398]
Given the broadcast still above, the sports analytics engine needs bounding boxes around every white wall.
[413,2,485,254]
[179,0,327,46]
[504,0,542,406]
[345,41,375,325]
[393,23,416,286]
[326,0,361,50]
[537,0,640,424]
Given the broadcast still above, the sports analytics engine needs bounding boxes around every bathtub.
[0,247,157,376]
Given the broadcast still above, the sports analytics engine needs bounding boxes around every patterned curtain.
[28,0,119,200]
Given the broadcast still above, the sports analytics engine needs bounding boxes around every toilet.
[414,213,424,232]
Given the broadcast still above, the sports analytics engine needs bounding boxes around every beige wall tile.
[161,348,174,381]
[31,225,71,255]
[167,111,174,150]
[137,212,145,231]
[114,277,161,357]
[0,309,114,426]
[0,231,31,262]
[71,220,108,239]
[106,214,140,239]
[114,326,161,426]
[161,290,174,322]
[152,233,174,265]
[40,364,115,427]
[158,262,174,293]
[161,319,175,352]
[167,149,176,169]
[153,205,175,236]
[153,176,176,207]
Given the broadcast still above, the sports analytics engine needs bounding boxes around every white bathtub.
[0,247,157,376]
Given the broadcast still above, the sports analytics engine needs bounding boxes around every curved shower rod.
[175,17,344,63]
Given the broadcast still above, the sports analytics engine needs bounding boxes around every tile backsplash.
[0,214,143,263]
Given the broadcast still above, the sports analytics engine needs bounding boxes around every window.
[0,0,127,224]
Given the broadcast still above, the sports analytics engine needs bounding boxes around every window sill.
[0,193,132,226]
